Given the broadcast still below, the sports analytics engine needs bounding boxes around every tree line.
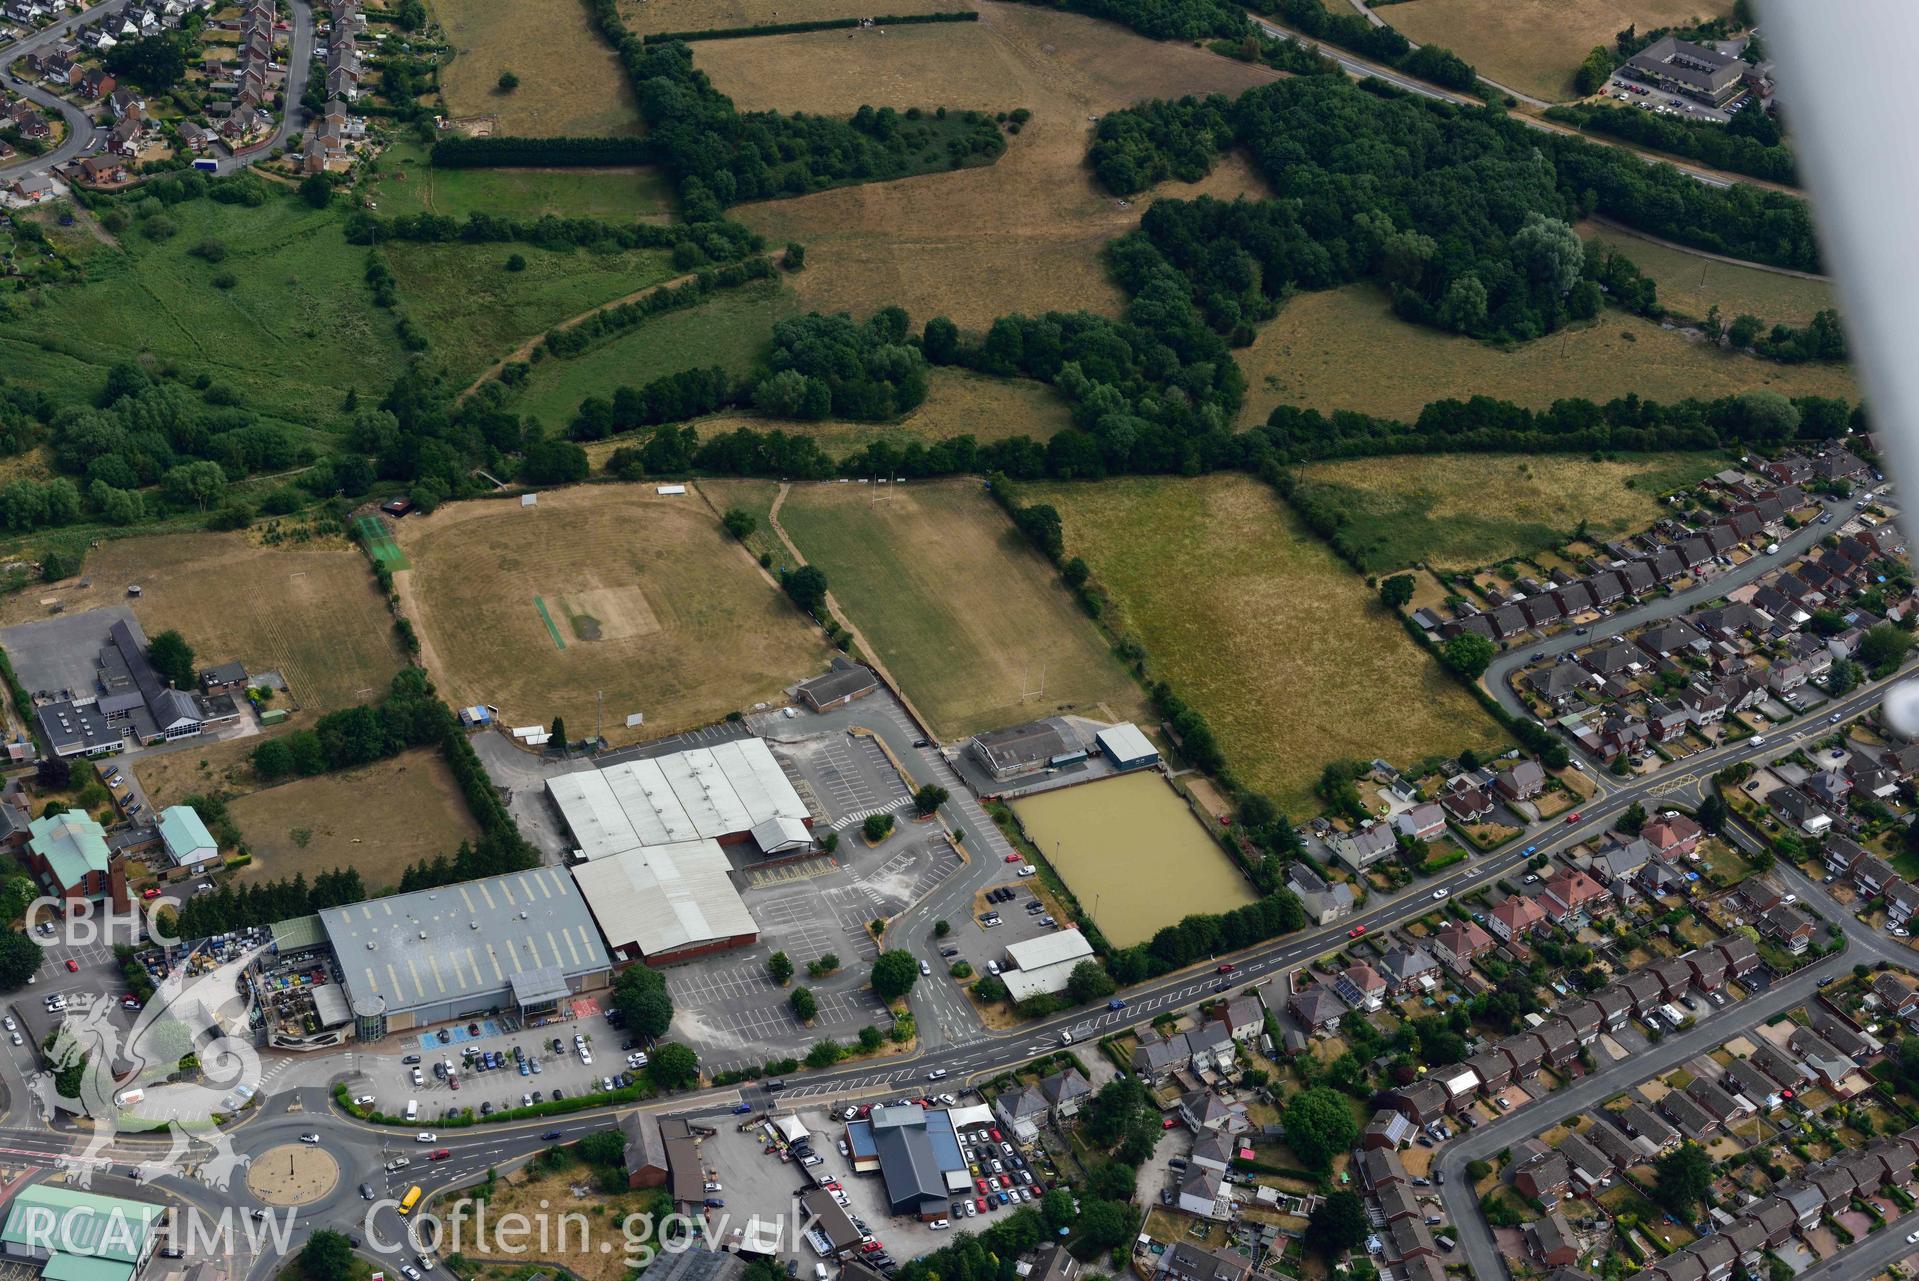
[542,258,775,360]
[641,10,977,42]
[588,0,1004,213]
[342,208,763,263]
[1251,0,1478,91]
[1545,100,1794,186]
[173,869,368,939]
[249,668,452,781]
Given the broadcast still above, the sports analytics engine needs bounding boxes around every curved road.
[0,0,313,183]
[1483,493,1850,720]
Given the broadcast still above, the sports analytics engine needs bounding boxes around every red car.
[975,1197,987,1214]
[1003,853,1021,864]
[1565,812,1582,823]
[64,960,78,972]
[1162,1116,1179,1129]
[141,888,162,900]
[975,1178,988,1195]
[1216,963,1235,974]
[860,1243,883,1255]
[998,1174,1012,1189]
[988,1128,1001,1142]
[428,1149,451,1161]
[1348,925,1367,938]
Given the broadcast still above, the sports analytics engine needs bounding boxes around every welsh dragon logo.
[30,941,266,1190]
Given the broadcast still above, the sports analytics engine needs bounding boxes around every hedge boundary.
[640,10,977,42]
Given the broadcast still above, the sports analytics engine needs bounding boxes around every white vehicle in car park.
[1016,865,1035,877]
[930,1219,950,1231]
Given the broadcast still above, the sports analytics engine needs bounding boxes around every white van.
[405,1099,419,1122]
[1750,736,1767,747]
[1059,1030,1073,1045]
[815,1266,831,1281]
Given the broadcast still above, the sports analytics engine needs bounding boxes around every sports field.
[1385,0,1736,102]
[1236,285,1858,425]
[0,531,405,714]
[1581,222,1838,324]
[1012,771,1254,947]
[711,4,1279,327]
[393,485,831,746]
[228,748,482,893]
[366,142,675,222]
[1027,474,1507,813]
[436,0,642,135]
[1297,452,1725,572]
[776,478,1146,737]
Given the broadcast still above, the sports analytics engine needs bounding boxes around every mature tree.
[863,813,895,843]
[1727,313,1765,349]
[870,950,919,1002]
[1378,574,1415,608]
[1695,793,1728,835]
[933,919,950,938]
[1074,1199,1139,1255]
[35,757,71,791]
[163,462,228,511]
[1573,46,1615,95]
[1041,1185,1076,1230]
[1736,388,1800,439]
[1859,622,1914,677]
[549,717,567,752]
[1284,1087,1360,1170]
[1066,959,1116,1004]
[782,564,828,615]
[647,1042,700,1090]
[1440,632,1496,679]
[912,784,949,817]
[0,931,44,990]
[299,175,331,209]
[722,507,757,540]
[1437,275,1488,332]
[789,986,817,1022]
[497,70,520,91]
[767,951,794,985]
[1510,214,1583,296]
[1081,1076,1162,1166]
[1652,1141,1713,1217]
[578,1130,626,1167]
[1826,658,1862,696]
[105,34,189,90]
[299,1229,355,1281]
[146,630,196,691]
[612,964,673,1039]
[1304,1189,1368,1257]
[1615,801,1646,836]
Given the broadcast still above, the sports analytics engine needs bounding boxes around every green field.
[0,198,405,426]
[1298,452,1726,572]
[509,278,796,427]
[776,478,1149,738]
[1028,474,1507,812]
[367,142,676,222]
[383,239,681,385]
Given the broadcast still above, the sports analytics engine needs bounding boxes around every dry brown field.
[697,4,1278,328]
[0,531,405,714]
[228,748,482,892]
[435,0,642,135]
[392,485,832,747]
[617,0,968,33]
[1236,285,1858,425]
[1385,0,1736,102]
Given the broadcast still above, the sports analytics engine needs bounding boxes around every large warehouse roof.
[549,738,810,861]
[1005,928,1094,972]
[570,839,757,958]
[322,867,610,1015]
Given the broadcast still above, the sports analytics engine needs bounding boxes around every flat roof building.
[570,838,759,965]
[1095,722,1158,771]
[1002,928,1095,1002]
[320,866,611,1036]
[0,1185,164,1281]
[547,738,812,860]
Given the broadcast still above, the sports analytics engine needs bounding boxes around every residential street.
[1481,500,1844,719]
[0,0,121,178]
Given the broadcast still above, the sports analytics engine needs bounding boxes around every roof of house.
[28,810,111,888]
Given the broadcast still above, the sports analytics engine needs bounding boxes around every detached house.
[1431,920,1494,971]
[1488,894,1547,943]
[1334,964,1386,1012]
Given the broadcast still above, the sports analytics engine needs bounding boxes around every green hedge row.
[641,10,976,42]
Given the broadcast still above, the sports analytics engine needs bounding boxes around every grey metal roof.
[322,867,610,1015]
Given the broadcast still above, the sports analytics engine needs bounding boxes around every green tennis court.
[353,515,410,570]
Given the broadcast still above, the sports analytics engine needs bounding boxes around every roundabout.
[246,1142,340,1207]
